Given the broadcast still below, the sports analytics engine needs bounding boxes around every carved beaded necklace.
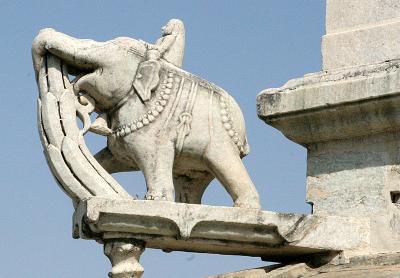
[112,71,175,138]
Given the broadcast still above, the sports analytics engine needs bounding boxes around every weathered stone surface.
[73,198,369,261]
[257,60,400,145]
[209,264,311,278]
[322,21,400,70]
[306,132,397,216]
[257,0,400,259]
[326,0,400,33]
[104,239,145,278]
[210,263,400,278]
[323,0,400,70]
[208,253,400,278]
[257,60,400,254]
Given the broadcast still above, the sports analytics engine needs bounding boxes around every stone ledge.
[73,198,369,262]
[207,252,400,278]
[257,60,400,145]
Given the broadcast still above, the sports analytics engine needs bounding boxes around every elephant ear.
[133,60,161,102]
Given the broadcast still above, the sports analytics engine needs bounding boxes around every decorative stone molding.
[73,198,370,262]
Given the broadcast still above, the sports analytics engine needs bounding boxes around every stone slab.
[73,198,370,262]
[322,20,400,70]
[323,0,400,70]
[326,0,400,33]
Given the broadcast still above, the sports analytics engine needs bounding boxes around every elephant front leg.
[138,143,175,201]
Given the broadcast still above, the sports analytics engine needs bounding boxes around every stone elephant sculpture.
[32,28,260,209]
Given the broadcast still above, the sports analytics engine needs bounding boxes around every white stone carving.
[33,20,264,277]
[36,54,131,206]
[32,14,390,277]
[32,23,260,209]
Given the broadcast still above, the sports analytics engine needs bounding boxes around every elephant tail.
[219,93,251,158]
[241,136,250,157]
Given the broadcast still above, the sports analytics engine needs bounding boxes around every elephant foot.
[234,195,261,209]
[145,190,174,201]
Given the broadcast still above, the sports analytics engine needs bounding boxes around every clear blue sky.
[0,1,325,277]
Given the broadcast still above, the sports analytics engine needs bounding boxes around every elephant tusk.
[89,113,112,136]
[76,107,92,135]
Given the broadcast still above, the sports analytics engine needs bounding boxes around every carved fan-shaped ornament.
[37,54,132,206]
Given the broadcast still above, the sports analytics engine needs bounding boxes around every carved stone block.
[73,198,370,261]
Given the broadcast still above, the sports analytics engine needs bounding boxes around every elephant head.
[32,28,160,112]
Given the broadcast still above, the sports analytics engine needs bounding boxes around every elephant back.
[161,62,250,157]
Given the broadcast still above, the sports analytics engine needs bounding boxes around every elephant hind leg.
[174,172,214,204]
[95,147,138,174]
[204,143,261,209]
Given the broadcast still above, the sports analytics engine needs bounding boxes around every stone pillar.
[257,0,400,255]
[104,239,145,278]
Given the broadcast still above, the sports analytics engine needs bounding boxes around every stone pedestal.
[257,0,400,258]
